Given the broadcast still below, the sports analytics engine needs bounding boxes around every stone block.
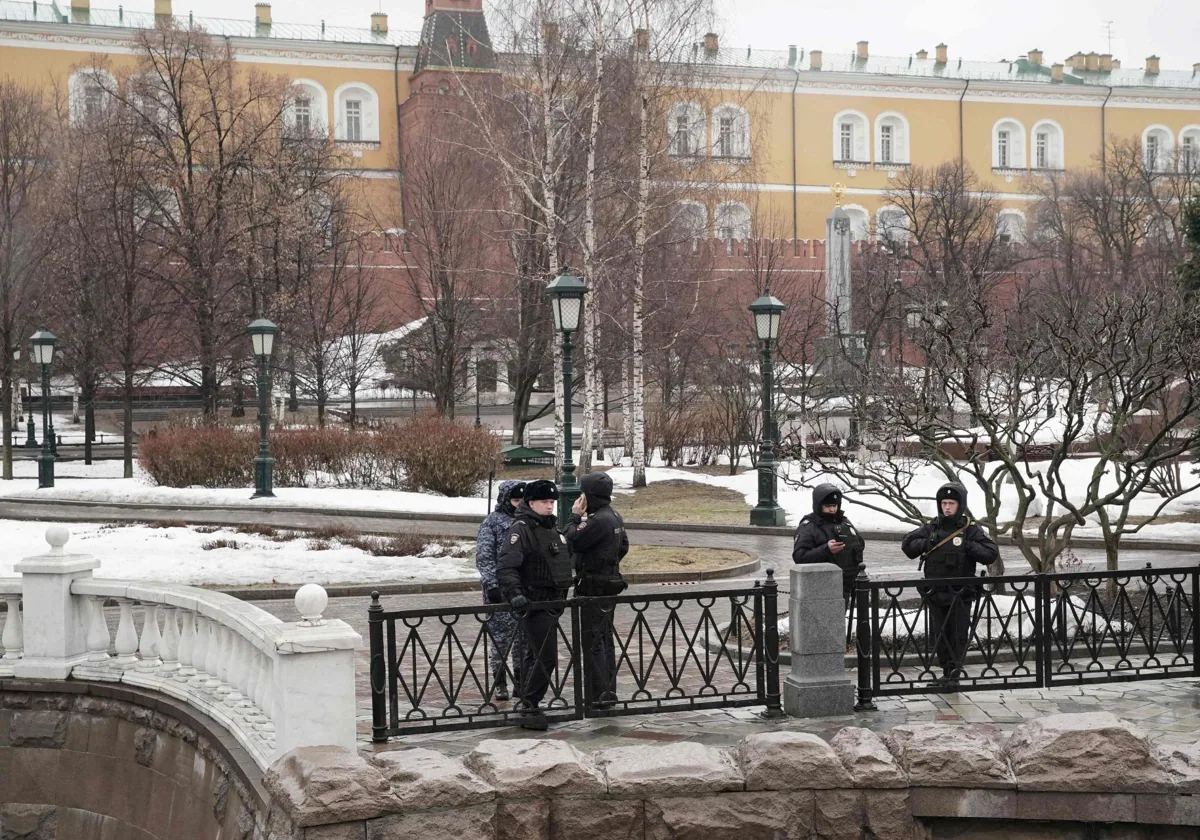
[644,791,814,840]
[863,790,916,840]
[787,652,847,676]
[1015,790,1135,823]
[908,787,1017,819]
[496,799,548,840]
[885,724,1015,789]
[597,742,743,795]
[8,710,68,749]
[1136,793,1200,826]
[0,803,58,840]
[371,748,495,809]
[550,798,643,840]
[264,746,403,827]
[466,739,604,797]
[55,750,115,816]
[1005,712,1172,793]
[790,603,847,656]
[306,824,367,840]
[814,789,862,840]
[830,727,907,789]
[0,746,60,804]
[368,804,494,840]
[739,731,852,790]
[1159,741,1200,794]
[791,564,844,603]
[782,674,855,718]
[63,713,91,752]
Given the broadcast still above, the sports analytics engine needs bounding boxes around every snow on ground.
[0,521,478,587]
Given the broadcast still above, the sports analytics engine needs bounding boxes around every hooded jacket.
[497,501,573,601]
[564,472,630,596]
[792,483,865,589]
[475,480,523,601]
[902,482,999,583]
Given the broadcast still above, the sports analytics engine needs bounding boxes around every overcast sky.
[165,0,1197,71]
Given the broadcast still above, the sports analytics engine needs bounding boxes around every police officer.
[792,484,866,603]
[564,472,629,710]
[474,480,525,701]
[496,479,573,730]
[902,482,999,688]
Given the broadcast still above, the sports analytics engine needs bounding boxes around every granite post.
[783,563,855,717]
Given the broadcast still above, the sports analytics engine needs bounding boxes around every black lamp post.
[749,294,787,527]
[31,330,56,489]
[23,380,35,448]
[474,361,482,428]
[249,319,279,498]
[546,271,587,525]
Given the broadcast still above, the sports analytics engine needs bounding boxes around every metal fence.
[852,564,1200,709]
[368,572,781,739]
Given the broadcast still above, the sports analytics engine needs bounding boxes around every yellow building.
[1,0,1197,240]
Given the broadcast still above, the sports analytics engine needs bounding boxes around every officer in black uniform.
[496,479,573,729]
[792,484,866,603]
[564,472,629,710]
[902,482,999,687]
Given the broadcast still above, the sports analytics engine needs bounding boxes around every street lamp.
[30,330,56,489]
[249,319,279,498]
[546,271,587,525]
[749,294,787,526]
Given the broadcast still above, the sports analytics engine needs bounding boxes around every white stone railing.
[0,526,361,770]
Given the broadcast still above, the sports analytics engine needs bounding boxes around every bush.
[201,539,240,550]
[390,415,502,497]
[139,425,255,488]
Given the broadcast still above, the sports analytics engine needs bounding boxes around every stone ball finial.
[45,525,70,554]
[295,583,329,627]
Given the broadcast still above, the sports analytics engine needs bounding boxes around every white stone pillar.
[269,584,362,758]
[783,563,856,718]
[13,526,99,679]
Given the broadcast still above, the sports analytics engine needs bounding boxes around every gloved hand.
[486,587,503,604]
[510,595,530,616]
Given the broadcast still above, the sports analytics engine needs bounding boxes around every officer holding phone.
[792,484,866,602]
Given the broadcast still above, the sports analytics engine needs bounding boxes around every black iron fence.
[369,572,781,739]
[853,564,1200,708]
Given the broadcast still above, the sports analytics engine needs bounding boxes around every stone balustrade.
[0,527,361,770]
[264,712,1200,839]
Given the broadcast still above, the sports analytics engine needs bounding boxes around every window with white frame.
[334,82,380,143]
[714,201,751,244]
[996,210,1026,244]
[1179,127,1200,173]
[833,111,869,163]
[710,104,749,159]
[842,205,870,242]
[877,207,909,244]
[1031,120,1064,170]
[287,80,328,136]
[992,119,1026,170]
[672,201,708,244]
[667,102,704,157]
[69,69,115,125]
[1142,126,1173,172]
[874,113,910,165]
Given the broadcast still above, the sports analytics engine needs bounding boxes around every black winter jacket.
[497,502,573,602]
[564,501,630,596]
[901,483,999,587]
[792,483,865,591]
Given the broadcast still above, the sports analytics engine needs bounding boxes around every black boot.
[493,678,510,702]
[517,706,548,731]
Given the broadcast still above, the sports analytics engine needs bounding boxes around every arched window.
[287,79,328,136]
[1142,125,1173,172]
[842,204,870,242]
[1030,120,1064,171]
[833,110,869,164]
[877,207,909,244]
[710,104,749,160]
[334,82,380,143]
[874,112,910,165]
[992,118,1026,170]
[667,102,704,157]
[68,68,115,125]
[671,201,708,243]
[996,209,1027,244]
[714,201,751,243]
[1178,126,1200,174]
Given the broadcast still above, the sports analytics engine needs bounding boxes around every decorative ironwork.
[853,565,1199,702]
[370,572,781,739]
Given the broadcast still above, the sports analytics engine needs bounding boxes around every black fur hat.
[525,479,560,501]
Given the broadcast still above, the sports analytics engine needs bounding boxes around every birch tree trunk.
[630,51,650,488]
[536,23,565,480]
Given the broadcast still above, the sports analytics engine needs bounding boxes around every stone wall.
[0,679,287,840]
[264,712,1200,840]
